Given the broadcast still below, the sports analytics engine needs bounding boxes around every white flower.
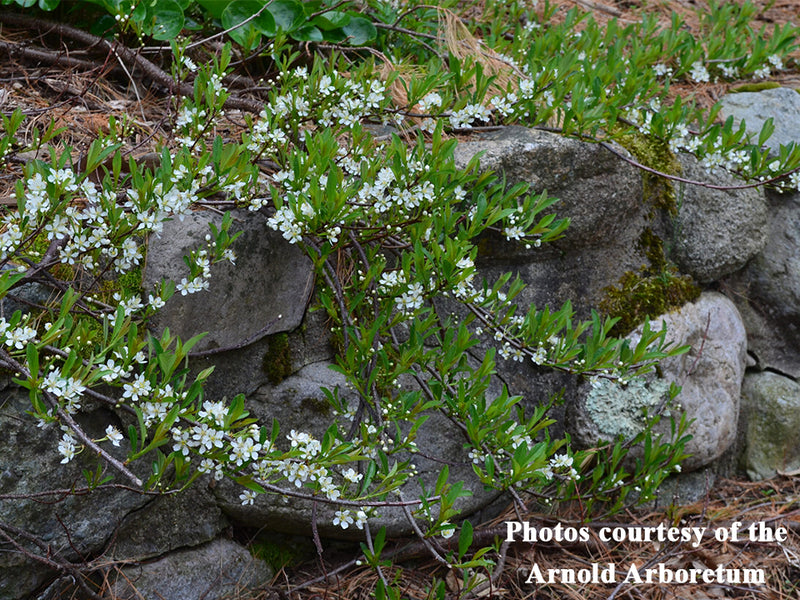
[181,55,198,72]
[342,468,363,484]
[395,282,424,314]
[550,453,573,469]
[199,400,228,427]
[287,430,310,447]
[689,61,710,83]
[105,425,123,447]
[418,92,443,113]
[504,225,524,241]
[229,436,262,466]
[198,458,216,474]
[653,63,673,78]
[122,374,152,402]
[6,325,36,349]
[468,449,484,465]
[440,522,456,539]
[192,423,224,453]
[449,103,491,129]
[333,509,353,529]
[148,294,166,310]
[240,490,256,505]
[172,428,192,456]
[719,63,739,79]
[754,65,770,79]
[767,54,783,70]
[58,433,77,464]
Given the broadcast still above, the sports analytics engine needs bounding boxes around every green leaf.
[197,0,234,19]
[25,343,39,380]
[38,0,60,10]
[342,15,377,45]
[267,0,306,32]
[319,28,347,43]
[222,0,276,47]
[148,0,185,41]
[458,519,473,559]
[291,25,324,42]
[758,117,775,147]
[312,11,350,30]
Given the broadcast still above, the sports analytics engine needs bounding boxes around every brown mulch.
[283,477,800,600]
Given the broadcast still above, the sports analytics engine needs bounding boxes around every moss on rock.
[616,131,682,215]
[263,332,293,385]
[730,81,781,93]
[600,229,700,336]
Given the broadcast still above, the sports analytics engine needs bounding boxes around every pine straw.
[380,6,520,119]
[286,476,800,600]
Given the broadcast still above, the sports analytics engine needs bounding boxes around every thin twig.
[398,492,450,567]
[0,13,265,114]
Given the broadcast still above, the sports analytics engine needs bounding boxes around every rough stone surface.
[0,272,53,319]
[719,87,800,155]
[649,467,717,508]
[0,381,150,599]
[110,538,272,600]
[723,191,800,377]
[453,126,644,249]
[740,372,800,481]
[453,126,654,322]
[144,208,314,353]
[568,292,747,471]
[195,307,336,405]
[671,154,768,283]
[214,362,502,538]
[110,485,228,560]
[450,126,671,440]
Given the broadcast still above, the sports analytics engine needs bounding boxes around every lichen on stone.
[584,377,672,440]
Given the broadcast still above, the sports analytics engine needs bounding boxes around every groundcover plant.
[0,0,799,596]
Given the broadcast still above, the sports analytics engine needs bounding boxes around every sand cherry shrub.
[1,0,800,593]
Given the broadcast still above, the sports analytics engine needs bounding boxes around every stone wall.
[3,88,800,599]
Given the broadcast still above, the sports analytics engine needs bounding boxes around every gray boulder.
[109,485,228,561]
[740,372,800,481]
[724,191,800,377]
[671,154,768,283]
[214,362,502,538]
[719,87,800,155]
[0,382,150,599]
[453,126,653,319]
[453,126,645,249]
[109,538,272,600]
[143,209,314,353]
[568,292,747,471]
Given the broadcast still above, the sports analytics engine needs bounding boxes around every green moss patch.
[248,536,310,571]
[263,332,292,385]
[600,229,700,336]
[730,81,781,93]
[616,131,682,215]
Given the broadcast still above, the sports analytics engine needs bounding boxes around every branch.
[0,13,265,114]
[0,348,143,487]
